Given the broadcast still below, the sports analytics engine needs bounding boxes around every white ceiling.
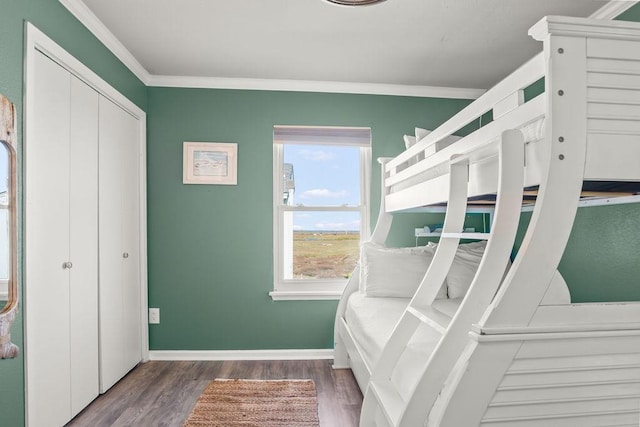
[70,0,628,95]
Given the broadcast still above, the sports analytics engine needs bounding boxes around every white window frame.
[0,280,7,301]
[0,198,7,300]
[270,126,371,301]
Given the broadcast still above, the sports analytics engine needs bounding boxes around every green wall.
[146,2,640,351]
[146,86,640,352]
[0,0,146,424]
[1,1,640,425]
[146,87,472,350]
[514,203,640,303]
[617,3,640,22]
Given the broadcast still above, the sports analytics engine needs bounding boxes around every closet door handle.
[123,253,129,259]
[62,261,73,269]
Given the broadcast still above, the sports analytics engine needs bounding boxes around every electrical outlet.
[149,308,160,324]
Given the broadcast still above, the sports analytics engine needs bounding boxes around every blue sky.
[0,145,6,193]
[0,145,7,279]
[284,144,360,231]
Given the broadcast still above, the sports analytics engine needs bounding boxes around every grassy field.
[293,231,359,279]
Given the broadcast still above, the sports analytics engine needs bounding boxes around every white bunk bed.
[333,16,640,426]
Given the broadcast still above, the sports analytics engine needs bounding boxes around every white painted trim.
[25,22,149,364]
[0,279,7,300]
[148,349,334,361]
[138,106,150,362]
[269,290,343,301]
[148,75,486,99]
[272,135,370,298]
[58,0,151,85]
[57,0,484,99]
[57,0,636,99]
[520,194,640,212]
[401,206,495,214]
[273,143,284,288]
[472,328,640,343]
[26,23,145,119]
[576,194,640,207]
[590,1,639,20]
[474,322,640,336]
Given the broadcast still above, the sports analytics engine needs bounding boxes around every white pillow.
[415,127,430,141]
[403,128,429,150]
[403,134,417,150]
[446,241,487,299]
[360,243,447,299]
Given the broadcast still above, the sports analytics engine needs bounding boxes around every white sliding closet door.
[98,97,142,392]
[120,110,142,371]
[26,24,147,426]
[25,51,99,427]
[26,49,72,427]
[69,74,100,416]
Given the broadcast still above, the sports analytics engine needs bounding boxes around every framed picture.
[183,142,238,185]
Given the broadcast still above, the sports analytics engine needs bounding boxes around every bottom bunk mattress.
[344,292,461,400]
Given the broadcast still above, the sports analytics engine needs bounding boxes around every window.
[271,126,371,300]
[0,147,8,301]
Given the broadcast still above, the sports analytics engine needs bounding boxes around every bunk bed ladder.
[360,129,525,427]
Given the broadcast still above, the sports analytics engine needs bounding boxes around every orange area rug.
[183,379,320,426]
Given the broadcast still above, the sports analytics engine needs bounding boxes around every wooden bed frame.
[334,16,640,426]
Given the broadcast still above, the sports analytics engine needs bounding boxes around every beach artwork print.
[193,150,228,177]
[183,142,237,185]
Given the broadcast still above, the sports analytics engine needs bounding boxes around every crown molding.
[59,0,152,85]
[60,0,637,99]
[58,0,485,99]
[590,0,638,20]
[147,74,486,99]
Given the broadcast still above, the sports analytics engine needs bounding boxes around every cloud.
[293,225,304,231]
[314,220,360,231]
[300,188,348,199]
[298,149,335,161]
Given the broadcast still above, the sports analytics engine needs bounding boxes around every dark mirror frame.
[0,94,19,359]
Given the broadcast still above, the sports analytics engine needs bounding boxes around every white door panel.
[121,110,142,371]
[98,96,125,392]
[98,97,142,391]
[69,75,100,417]
[26,27,146,425]
[26,50,72,427]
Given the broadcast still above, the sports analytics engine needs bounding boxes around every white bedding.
[345,293,408,368]
[345,293,463,400]
[429,297,463,318]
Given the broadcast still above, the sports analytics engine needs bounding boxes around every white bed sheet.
[345,292,409,369]
[432,297,462,318]
[345,293,462,400]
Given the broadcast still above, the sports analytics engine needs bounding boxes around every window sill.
[0,279,7,300]
[269,290,343,301]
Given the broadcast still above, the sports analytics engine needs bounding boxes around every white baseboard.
[332,363,350,370]
[148,349,334,361]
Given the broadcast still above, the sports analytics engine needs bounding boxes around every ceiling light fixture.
[325,0,387,6]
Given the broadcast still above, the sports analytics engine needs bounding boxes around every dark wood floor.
[66,360,362,427]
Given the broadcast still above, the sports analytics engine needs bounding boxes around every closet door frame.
[24,19,148,411]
